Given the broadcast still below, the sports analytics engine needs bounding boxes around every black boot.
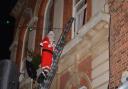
[37,73,44,83]
[37,71,48,84]
[26,60,37,80]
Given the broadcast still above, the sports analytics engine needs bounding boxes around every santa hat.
[47,31,55,42]
[48,31,55,37]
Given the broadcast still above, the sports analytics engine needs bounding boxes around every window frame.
[72,0,87,38]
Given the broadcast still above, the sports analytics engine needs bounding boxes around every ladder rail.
[40,17,74,89]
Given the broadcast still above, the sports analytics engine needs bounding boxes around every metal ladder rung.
[40,17,74,89]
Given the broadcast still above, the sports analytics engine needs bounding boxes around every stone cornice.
[62,12,110,56]
[57,12,110,74]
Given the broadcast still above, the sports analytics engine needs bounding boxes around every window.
[73,0,87,36]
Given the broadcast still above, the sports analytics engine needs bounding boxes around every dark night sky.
[0,0,18,60]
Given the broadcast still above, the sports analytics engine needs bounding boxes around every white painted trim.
[62,12,110,56]
[78,13,110,37]
[72,0,87,39]
[19,16,38,74]
[92,50,109,69]
[72,1,76,39]
[43,0,51,38]
[74,0,84,8]
[28,16,38,26]
[9,41,18,51]
[92,60,109,79]
[73,0,75,7]
[76,4,87,16]
[19,27,28,73]
[92,71,109,88]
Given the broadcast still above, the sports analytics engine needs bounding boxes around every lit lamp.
[28,27,33,31]
[118,71,128,89]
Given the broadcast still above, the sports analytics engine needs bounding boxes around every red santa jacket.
[40,36,54,70]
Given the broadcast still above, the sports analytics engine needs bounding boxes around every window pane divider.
[76,3,87,16]
[74,0,84,8]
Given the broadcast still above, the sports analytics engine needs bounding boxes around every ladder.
[40,17,74,89]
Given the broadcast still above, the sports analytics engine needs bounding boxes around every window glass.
[74,0,87,35]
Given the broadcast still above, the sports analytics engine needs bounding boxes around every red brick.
[81,78,88,87]
[60,71,70,89]
[63,0,72,43]
[34,0,47,54]
[109,0,128,88]
[78,56,92,79]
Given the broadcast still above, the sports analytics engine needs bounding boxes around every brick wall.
[63,0,72,43]
[59,56,92,89]
[79,57,92,89]
[55,19,109,89]
[16,19,29,69]
[14,0,37,69]
[63,0,72,27]
[78,56,92,79]
[60,71,71,89]
[34,0,47,54]
[109,0,128,88]
[86,0,92,22]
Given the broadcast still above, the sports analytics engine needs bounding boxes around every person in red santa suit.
[37,31,55,83]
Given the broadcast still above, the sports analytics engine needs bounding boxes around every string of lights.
[17,26,64,31]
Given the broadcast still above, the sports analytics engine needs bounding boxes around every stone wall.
[91,21,109,89]
[51,19,109,89]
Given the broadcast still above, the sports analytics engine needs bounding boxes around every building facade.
[10,0,110,89]
[109,0,128,88]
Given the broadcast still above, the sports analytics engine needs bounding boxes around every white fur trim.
[48,44,52,48]
[43,41,48,44]
[43,69,49,73]
[48,31,55,37]
[42,66,51,70]
[42,71,47,78]
[40,43,43,46]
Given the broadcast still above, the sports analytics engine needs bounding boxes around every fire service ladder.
[40,17,74,89]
